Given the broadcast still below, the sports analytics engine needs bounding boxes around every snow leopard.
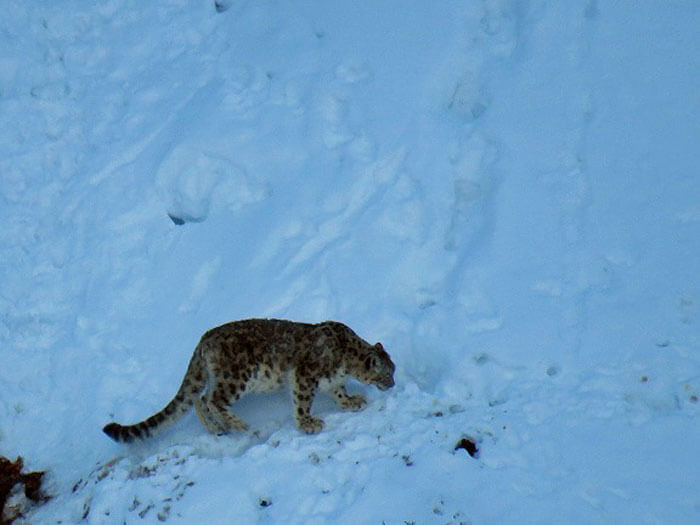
[103,319,395,442]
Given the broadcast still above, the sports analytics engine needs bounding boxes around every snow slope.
[1,0,699,523]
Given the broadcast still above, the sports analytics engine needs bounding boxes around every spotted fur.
[103,319,395,442]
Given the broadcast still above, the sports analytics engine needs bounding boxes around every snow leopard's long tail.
[102,346,206,443]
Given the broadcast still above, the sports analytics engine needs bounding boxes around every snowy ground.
[1,0,699,523]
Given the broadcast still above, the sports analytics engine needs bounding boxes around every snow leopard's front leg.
[292,372,324,434]
[332,384,367,411]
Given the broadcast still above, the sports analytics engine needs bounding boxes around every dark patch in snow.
[454,437,479,458]
[214,1,231,13]
[138,502,154,519]
[167,212,207,225]
[71,479,82,493]
[157,504,171,521]
[0,456,50,524]
[419,299,437,309]
[546,365,560,377]
[473,353,489,365]
[259,498,272,508]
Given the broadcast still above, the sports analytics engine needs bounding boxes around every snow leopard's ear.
[374,342,384,352]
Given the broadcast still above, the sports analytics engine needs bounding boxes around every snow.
[1,0,699,523]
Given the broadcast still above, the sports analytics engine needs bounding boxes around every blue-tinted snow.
[1,1,698,523]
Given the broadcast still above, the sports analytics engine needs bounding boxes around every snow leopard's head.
[358,342,395,391]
